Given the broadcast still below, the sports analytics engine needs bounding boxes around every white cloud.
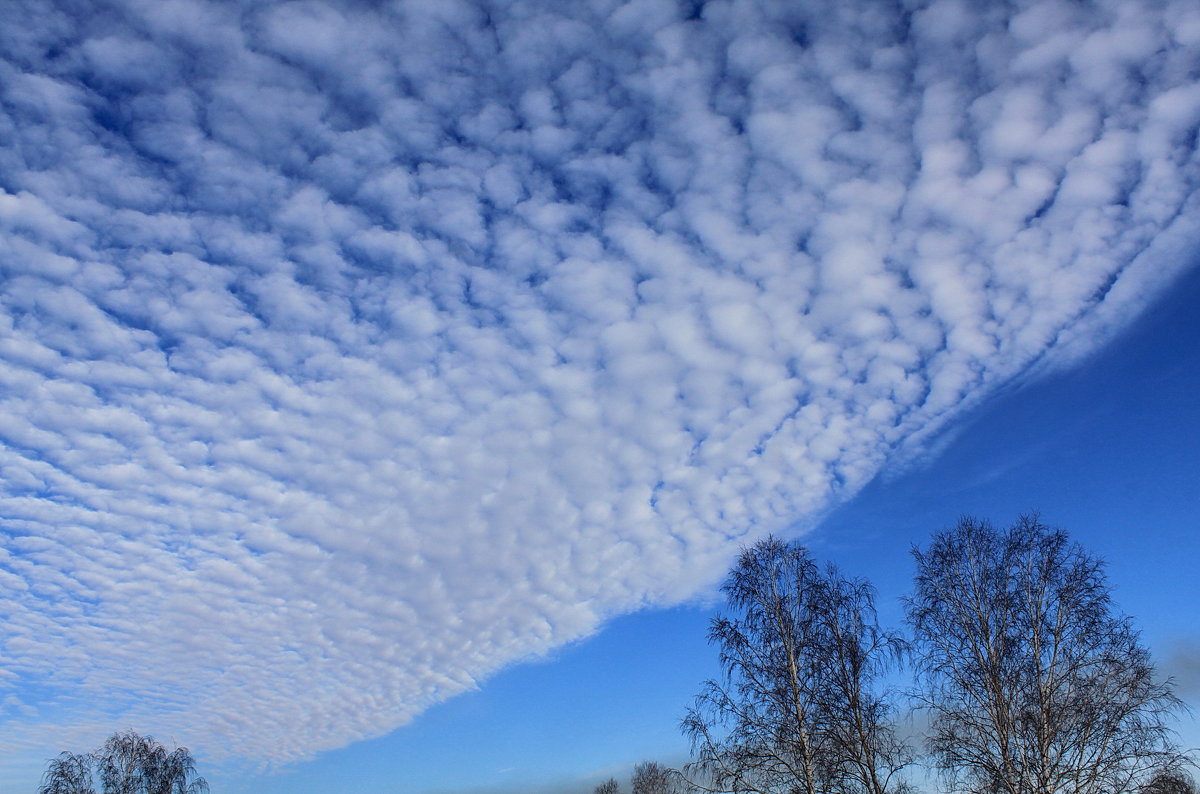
[0,0,1197,769]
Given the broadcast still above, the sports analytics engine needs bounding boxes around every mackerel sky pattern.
[1,0,1199,764]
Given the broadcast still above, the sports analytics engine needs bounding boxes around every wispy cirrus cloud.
[1,0,1198,766]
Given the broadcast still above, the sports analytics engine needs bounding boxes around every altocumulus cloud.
[1,0,1199,765]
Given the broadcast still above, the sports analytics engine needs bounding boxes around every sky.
[0,0,1198,791]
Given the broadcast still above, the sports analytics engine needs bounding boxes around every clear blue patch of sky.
[812,257,1200,641]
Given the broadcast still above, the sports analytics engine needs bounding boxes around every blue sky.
[1,0,1198,791]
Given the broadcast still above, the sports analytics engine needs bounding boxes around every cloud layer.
[1,0,1199,765]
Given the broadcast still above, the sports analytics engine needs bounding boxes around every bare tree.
[908,515,1185,794]
[1141,769,1199,794]
[595,777,622,794]
[819,572,914,794]
[632,760,681,794]
[39,752,95,794]
[682,536,909,794]
[39,731,208,794]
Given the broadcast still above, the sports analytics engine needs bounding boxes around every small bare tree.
[595,777,622,794]
[908,515,1185,794]
[39,752,95,794]
[682,536,910,794]
[632,760,681,794]
[1141,769,1199,794]
[39,731,208,794]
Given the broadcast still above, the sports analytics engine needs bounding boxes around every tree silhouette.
[38,752,95,794]
[39,731,208,794]
[908,515,1185,794]
[632,760,682,794]
[594,777,621,794]
[683,536,909,794]
[1140,769,1199,794]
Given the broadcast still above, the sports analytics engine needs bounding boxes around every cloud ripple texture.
[1,0,1198,764]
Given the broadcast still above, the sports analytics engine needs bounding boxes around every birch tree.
[908,515,1184,794]
[683,536,909,794]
